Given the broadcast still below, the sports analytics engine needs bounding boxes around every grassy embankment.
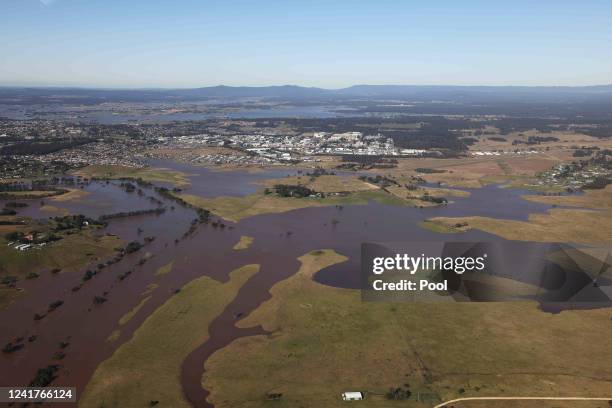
[203,250,612,408]
[48,188,91,202]
[73,164,190,187]
[118,296,152,326]
[107,281,162,343]
[80,264,260,408]
[424,186,612,244]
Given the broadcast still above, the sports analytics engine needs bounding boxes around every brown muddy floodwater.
[0,162,591,408]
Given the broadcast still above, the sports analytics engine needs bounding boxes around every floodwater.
[147,158,303,197]
[0,162,592,408]
[0,105,345,123]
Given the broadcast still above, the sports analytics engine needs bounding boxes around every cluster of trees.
[305,167,335,177]
[386,386,412,400]
[273,184,317,198]
[0,207,17,216]
[359,175,399,188]
[4,201,28,208]
[340,155,397,168]
[583,176,611,190]
[53,215,101,231]
[125,241,143,254]
[82,270,96,281]
[120,182,137,193]
[573,149,594,157]
[494,118,555,135]
[415,168,446,174]
[0,189,67,200]
[29,365,59,387]
[420,194,448,204]
[386,125,467,151]
[153,186,216,241]
[98,208,165,222]
[2,341,24,354]
[93,295,107,305]
[488,136,507,142]
[1,276,18,288]
[48,300,64,311]
[575,124,612,138]
[338,156,398,170]
[0,138,91,155]
[572,146,602,157]
[33,299,64,320]
[525,135,559,144]
[0,176,74,191]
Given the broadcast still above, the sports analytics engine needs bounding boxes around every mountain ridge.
[2,84,612,104]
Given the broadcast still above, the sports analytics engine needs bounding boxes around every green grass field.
[203,250,612,408]
[0,231,120,278]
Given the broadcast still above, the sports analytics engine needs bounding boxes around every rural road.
[435,396,612,407]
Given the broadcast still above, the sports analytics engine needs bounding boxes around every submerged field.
[2,152,611,408]
[0,217,121,309]
[426,186,612,244]
[171,170,471,222]
[73,164,190,187]
[80,264,260,408]
[176,188,410,222]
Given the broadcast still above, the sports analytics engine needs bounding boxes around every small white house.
[342,392,363,401]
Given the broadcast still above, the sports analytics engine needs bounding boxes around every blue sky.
[1,0,611,88]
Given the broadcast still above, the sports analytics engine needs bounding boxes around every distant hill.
[342,83,612,96]
[175,85,329,98]
[1,84,612,105]
[174,84,612,100]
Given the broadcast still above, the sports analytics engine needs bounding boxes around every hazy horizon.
[2,83,612,90]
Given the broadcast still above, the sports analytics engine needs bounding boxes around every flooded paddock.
[0,162,588,407]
